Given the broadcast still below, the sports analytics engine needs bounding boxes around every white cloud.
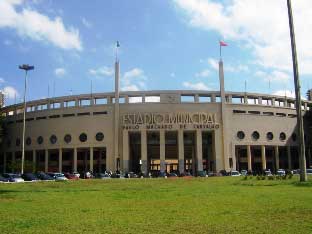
[54,68,66,77]
[89,66,114,77]
[173,0,312,74]
[123,68,145,80]
[81,17,92,28]
[122,85,140,91]
[255,70,290,82]
[0,77,5,83]
[195,69,210,78]
[0,0,82,51]
[121,68,147,91]
[183,81,209,90]
[273,90,295,98]
[208,58,219,70]
[2,86,19,99]
[207,58,248,73]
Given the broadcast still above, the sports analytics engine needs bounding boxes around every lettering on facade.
[122,112,220,130]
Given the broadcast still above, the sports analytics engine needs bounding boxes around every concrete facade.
[1,90,312,174]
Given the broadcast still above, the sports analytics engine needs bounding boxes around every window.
[237,131,245,140]
[95,132,104,141]
[50,135,57,144]
[64,134,72,144]
[266,132,273,141]
[79,133,87,142]
[7,139,11,148]
[26,137,32,145]
[16,138,21,146]
[37,136,43,145]
[252,131,260,140]
[280,132,286,141]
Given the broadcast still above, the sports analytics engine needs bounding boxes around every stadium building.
[0,59,312,175]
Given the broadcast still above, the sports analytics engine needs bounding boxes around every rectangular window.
[65,100,75,107]
[199,96,211,103]
[145,96,160,103]
[93,111,107,115]
[181,95,194,103]
[80,99,90,106]
[95,98,107,105]
[129,96,142,103]
[63,113,75,117]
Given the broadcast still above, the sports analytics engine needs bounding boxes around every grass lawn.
[1,176,312,234]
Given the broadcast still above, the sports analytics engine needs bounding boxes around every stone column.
[261,145,266,170]
[275,146,279,171]
[178,129,184,174]
[141,129,148,175]
[160,130,166,173]
[32,150,36,172]
[122,130,129,172]
[73,148,77,172]
[3,152,6,173]
[58,148,62,173]
[287,145,292,170]
[45,149,49,172]
[90,147,94,172]
[196,129,203,172]
[247,145,252,171]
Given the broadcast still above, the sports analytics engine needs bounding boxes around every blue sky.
[0,0,312,105]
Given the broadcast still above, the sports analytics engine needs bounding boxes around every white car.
[73,172,80,178]
[307,169,312,175]
[277,169,286,176]
[47,173,68,181]
[241,170,248,176]
[2,173,24,182]
[230,170,241,176]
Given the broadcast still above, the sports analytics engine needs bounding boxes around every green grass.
[1,177,312,234]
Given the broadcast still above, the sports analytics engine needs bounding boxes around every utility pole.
[18,64,34,174]
[287,0,307,181]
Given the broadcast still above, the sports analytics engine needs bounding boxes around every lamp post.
[286,0,307,181]
[18,64,34,174]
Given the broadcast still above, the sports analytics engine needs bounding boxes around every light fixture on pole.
[18,64,34,174]
[286,0,307,182]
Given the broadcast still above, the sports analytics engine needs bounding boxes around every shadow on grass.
[292,181,312,187]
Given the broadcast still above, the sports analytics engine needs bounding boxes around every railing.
[1,90,311,117]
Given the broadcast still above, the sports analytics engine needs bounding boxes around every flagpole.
[219,43,222,61]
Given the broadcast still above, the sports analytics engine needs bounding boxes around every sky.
[0,0,312,106]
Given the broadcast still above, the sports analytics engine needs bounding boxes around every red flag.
[219,41,228,46]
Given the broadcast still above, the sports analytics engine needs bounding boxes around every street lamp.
[18,64,34,174]
[286,0,307,182]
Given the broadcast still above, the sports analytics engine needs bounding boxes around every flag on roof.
[219,41,228,46]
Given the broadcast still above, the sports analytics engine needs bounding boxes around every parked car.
[241,170,248,176]
[95,173,111,179]
[0,175,10,182]
[307,169,312,175]
[197,171,207,177]
[22,173,39,182]
[64,173,79,180]
[47,173,68,181]
[36,172,54,181]
[167,172,178,178]
[2,173,24,182]
[277,169,286,176]
[73,172,80,178]
[229,170,241,176]
[179,172,193,178]
[264,170,272,176]
[125,172,138,178]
